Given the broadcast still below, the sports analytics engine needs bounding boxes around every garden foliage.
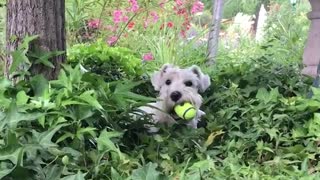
[68,41,144,81]
[1,0,320,179]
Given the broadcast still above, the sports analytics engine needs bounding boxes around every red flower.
[128,21,135,29]
[167,21,174,28]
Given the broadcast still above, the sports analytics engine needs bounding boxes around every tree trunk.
[6,0,66,80]
[207,0,224,65]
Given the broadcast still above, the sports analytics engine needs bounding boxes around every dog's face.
[151,64,211,113]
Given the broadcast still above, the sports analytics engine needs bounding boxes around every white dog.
[139,64,211,132]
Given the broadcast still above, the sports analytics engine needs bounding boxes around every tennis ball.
[174,102,196,120]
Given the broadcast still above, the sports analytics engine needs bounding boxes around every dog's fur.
[139,64,211,131]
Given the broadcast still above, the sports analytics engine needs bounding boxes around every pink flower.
[122,15,129,22]
[191,0,204,14]
[107,36,118,46]
[87,19,101,29]
[128,0,139,12]
[113,10,123,24]
[142,53,154,61]
[150,11,159,22]
[144,20,149,29]
[175,0,184,6]
[131,4,139,12]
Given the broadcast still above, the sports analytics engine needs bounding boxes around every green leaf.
[19,35,39,50]
[292,127,307,138]
[265,128,279,141]
[0,165,16,180]
[16,91,29,106]
[51,69,72,92]
[33,124,66,148]
[1,102,44,130]
[188,158,215,175]
[77,127,97,137]
[0,132,24,179]
[9,35,38,74]
[0,78,11,90]
[308,113,320,137]
[111,167,122,180]
[9,50,30,73]
[44,164,64,180]
[96,130,123,152]
[60,171,87,180]
[29,50,64,68]
[30,75,49,98]
[131,162,160,180]
[76,90,103,109]
[256,87,279,104]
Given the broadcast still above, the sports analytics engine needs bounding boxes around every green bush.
[0,64,156,179]
[68,41,144,81]
[2,49,320,178]
[263,1,310,63]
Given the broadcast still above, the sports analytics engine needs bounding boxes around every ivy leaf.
[308,113,320,137]
[256,87,279,104]
[111,167,122,180]
[188,158,215,175]
[44,164,64,180]
[33,124,67,148]
[1,102,44,130]
[0,78,11,90]
[30,75,49,98]
[76,127,96,140]
[76,90,103,109]
[0,131,24,179]
[16,91,29,106]
[9,50,30,73]
[60,171,87,180]
[131,162,161,180]
[96,130,123,152]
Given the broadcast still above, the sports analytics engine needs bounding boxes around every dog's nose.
[170,91,182,102]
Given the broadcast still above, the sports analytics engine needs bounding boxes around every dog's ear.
[189,65,211,93]
[151,64,174,91]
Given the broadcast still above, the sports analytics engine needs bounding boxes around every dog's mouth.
[169,109,179,120]
[168,101,190,120]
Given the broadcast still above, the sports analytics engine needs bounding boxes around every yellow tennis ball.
[174,102,196,120]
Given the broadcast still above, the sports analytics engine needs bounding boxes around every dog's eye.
[165,79,171,85]
[185,81,193,87]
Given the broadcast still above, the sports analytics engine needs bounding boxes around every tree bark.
[6,0,66,80]
[207,0,224,65]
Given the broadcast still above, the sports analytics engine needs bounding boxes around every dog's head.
[151,64,211,112]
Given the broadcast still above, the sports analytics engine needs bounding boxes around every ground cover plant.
[1,0,320,179]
